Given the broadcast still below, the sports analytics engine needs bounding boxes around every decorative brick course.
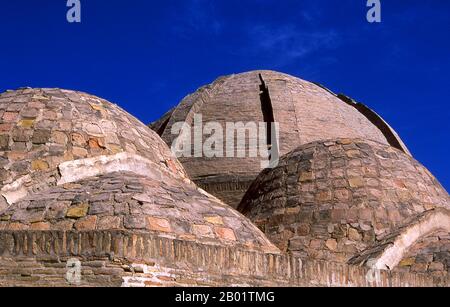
[0,230,447,287]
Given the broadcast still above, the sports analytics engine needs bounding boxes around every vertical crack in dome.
[258,74,279,164]
[150,70,410,208]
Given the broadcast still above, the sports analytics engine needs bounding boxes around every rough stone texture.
[0,83,448,287]
[152,70,410,207]
[0,88,186,205]
[238,139,449,264]
[349,208,450,277]
[0,231,447,287]
[0,171,276,252]
[397,232,450,277]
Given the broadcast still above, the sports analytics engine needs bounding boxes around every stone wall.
[195,174,256,209]
[0,230,447,287]
[238,139,450,263]
[154,70,403,208]
[348,208,450,277]
[395,232,449,277]
[0,171,276,252]
[0,88,186,208]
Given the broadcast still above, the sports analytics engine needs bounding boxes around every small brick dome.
[237,139,449,262]
[0,88,186,207]
[152,70,410,208]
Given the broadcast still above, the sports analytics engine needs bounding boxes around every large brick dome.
[152,70,410,208]
[0,88,186,208]
[237,139,449,263]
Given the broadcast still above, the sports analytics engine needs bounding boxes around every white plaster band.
[57,152,167,185]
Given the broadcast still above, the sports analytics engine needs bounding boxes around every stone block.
[31,160,49,171]
[66,203,89,218]
[214,227,236,241]
[299,172,314,182]
[147,217,171,232]
[97,216,121,230]
[74,216,97,230]
[316,190,332,202]
[51,131,68,145]
[296,223,310,236]
[124,216,147,229]
[20,108,39,119]
[32,130,51,144]
[334,188,350,201]
[0,123,12,132]
[72,147,88,158]
[428,262,445,272]
[3,111,20,121]
[348,177,364,188]
[309,239,322,249]
[325,239,338,251]
[192,224,214,238]
[30,222,50,230]
[204,215,224,225]
[399,258,415,267]
[0,135,9,150]
[71,133,86,146]
[348,228,362,241]
[89,202,113,215]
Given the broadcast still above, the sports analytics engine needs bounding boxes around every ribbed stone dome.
[238,138,449,262]
[0,88,186,207]
[152,70,410,208]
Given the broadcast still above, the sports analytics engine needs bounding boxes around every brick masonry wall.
[395,232,450,277]
[239,139,450,263]
[0,88,186,209]
[156,70,401,208]
[0,171,277,253]
[0,230,447,287]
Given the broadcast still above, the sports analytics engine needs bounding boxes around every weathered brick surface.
[349,208,450,277]
[0,88,186,206]
[394,233,449,277]
[0,231,447,287]
[239,139,450,263]
[0,172,276,252]
[152,70,409,207]
[0,85,447,287]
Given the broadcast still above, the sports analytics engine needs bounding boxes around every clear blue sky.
[0,1,449,191]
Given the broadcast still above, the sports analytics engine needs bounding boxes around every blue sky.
[0,0,449,191]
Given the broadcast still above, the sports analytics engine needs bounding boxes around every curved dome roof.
[237,138,449,262]
[0,88,277,253]
[0,171,277,252]
[152,70,410,208]
[0,88,186,206]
